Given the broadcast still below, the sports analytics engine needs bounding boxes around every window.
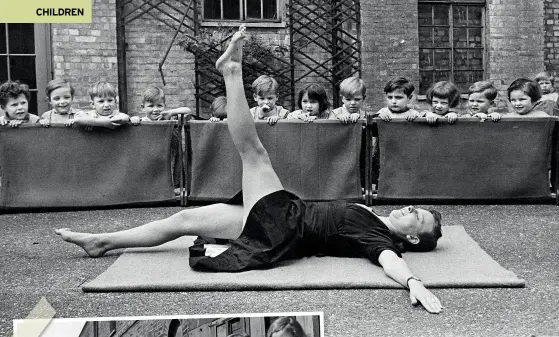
[418,2,485,94]
[109,321,116,336]
[0,23,50,113]
[203,0,278,22]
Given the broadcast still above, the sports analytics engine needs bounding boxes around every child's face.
[254,92,278,112]
[49,86,74,114]
[3,94,29,120]
[509,90,535,115]
[142,99,166,121]
[430,96,450,115]
[341,93,364,113]
[468,92,493,114]
[537,80,554,94]
[385,89,410,112]
[91,96,117,116]
[301,92,320,116]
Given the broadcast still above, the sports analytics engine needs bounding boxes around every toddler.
[535,71,558,101]
[0,80,41,127]
[74,81,130,129]
[422,81,461,124]
[375,77,421,121]
[40,78,81,127]
[286,83,331,122]
[331,76,366,123]
[465,81,501,122]
[130,86,191,125]
[209,96,227,122]
[250,75,289,125]
[505,78,549,117]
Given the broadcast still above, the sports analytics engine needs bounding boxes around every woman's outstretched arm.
[378,249,443,314]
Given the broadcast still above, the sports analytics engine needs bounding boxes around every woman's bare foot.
[55,228,108,258]
[216,24,246,74]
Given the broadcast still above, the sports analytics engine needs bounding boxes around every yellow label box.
[0,0,92,23]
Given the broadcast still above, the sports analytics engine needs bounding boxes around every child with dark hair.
[74,81,130,129]
[209,96,227,122]
[423,81,461,124]
[331,76,366,123]
[40,78,82,127]
[250,75,289,125]
[534,71,558,101]
[0,80,41,127]
[266,317,306,337]
[505,78,549,117]
[465,81,501,122]
[130,86,191,125]
[375,77,421,121]
[286,83,331,122]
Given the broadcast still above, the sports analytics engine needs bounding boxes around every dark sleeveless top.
[189,190,401,272]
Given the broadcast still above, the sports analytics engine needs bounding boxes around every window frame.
[201,0,284,28]
[417,1,486,96]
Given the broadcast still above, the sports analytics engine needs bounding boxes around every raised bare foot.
[216,24,247,74]
[55,228,108,258]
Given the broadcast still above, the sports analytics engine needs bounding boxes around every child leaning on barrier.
[331,76,366,123]
[74,81,130,129]
[374,77,422,121]
[130,86,191,125]
[464,81,501,122]
[40,78,82,127]
[0,80,41,127]
[209,96,227,122]
[422,81,461,124]
[504,78,549,117]
[286,83,331,122]
[250,75,289,125]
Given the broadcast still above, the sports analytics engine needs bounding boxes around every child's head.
[467,81,497,114]
[141,86,166,120]
[46,78,75,115]
[425,81,460,115]
[0,80,30,120]
[298,84,330,116]
[266,317,306,337]
[383,77,414,113]
[339,77,366,113]
[88,81,118,116]
[507,78,542,115]
[210,96,227,119]
[252,75,279,112]
[534,71,555,94]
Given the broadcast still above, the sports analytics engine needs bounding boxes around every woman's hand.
[409,280,443,314]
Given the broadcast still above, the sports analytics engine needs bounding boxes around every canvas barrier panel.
[0,122,177,209]
[188,120,363,201]
[376,117,556,200]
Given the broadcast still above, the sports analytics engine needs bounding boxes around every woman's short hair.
[267,317,306,337]
[402,209,443,252]
[507,78,542,102]
[425,81,461,108]
[298,83,331,113]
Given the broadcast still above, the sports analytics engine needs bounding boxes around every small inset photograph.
[14,313,322,337]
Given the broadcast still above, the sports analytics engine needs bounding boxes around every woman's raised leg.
[216,25,283,219]
[55,203,244,257]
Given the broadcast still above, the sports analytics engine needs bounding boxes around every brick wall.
[544,0,559,85]
[51,0,118,109]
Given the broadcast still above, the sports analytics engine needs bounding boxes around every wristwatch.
[406,276,422,288]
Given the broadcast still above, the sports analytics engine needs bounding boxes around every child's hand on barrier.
[9,120,23,128]
[302,115,317,122]
[130,116,141,125]
[349,113,360,123]
[65,119,75,127]
[446,112,458,124]
[110,115,129,126]
[407,111,423,121]
[472,112,487,122]
[0,118,8,126]
[267,115,280,125]
[378,110,392,121]
[337,113,352,124]
[425,112,439,124]
[209,117,221,122]
[488,112,501,122]
[39,119,51,127]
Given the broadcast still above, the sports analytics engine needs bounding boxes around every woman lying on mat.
[56,25,443,314]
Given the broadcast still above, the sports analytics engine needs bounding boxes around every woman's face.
[388,206,436,237]
[509,90,535,115]
[300,92,320,116]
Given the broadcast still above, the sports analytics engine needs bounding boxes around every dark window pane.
[470,48,483,68]
[453,6,468,27]
[468,6,483,26]
[8,24,34,54]
[453,28,468,48]
[204,0,221,19]
[453,71,469,92]
[247,0,261,19]
[434,49,450,69]
[0,24,6,54]
[10,56,36,89]
[223,0,240,20]
[418,5,432,25]
[420,71,433,94]
[419,49,434,68]
[433,5,449,26]
[469,28,482,47]
[433,27,450,47]
[28,90,38,114]
[263,0,276,19]
[454,49,469,70]
[0,56,7,82]
[434,70,450,82]
[419,27,433,48]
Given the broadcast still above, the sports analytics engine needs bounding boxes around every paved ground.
[1,204,558,337]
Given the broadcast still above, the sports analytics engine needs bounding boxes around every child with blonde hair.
[534,71,558,101]
[250,75,289,125]
[331,76,366,123]
[74,81,130,129]
[465,81,501,122]
[0,80,41,127]
[40,78,82,127]
[286,83,331,122]
[209,96,227,122]
[422,81,461,124]
[130,86,191,125]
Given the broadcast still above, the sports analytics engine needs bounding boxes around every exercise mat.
[82,225,525,292]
